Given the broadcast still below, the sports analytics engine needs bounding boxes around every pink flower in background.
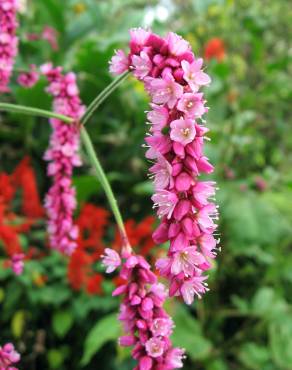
[17,64,39,88]
[102,248,185,369]
[0,343,20,369]
[0,0,19,93]
[11,253,24,275]
[42,25,58,50]
[42,63,85,255]
[110,28,219,305]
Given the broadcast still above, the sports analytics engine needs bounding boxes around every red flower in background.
[204,38,225,62]
[0,158,43,266]
[13,156,44,219]
[113,216,156,257]
[67,204,109,294]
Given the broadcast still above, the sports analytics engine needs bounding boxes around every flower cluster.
[102,248,185,370]
[0,342,20,369]
[41,63,85,255]
[110,29,219,305]
[0,0,19,93]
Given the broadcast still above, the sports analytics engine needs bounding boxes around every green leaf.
[47,349,65,369]
[238,343,270,369]
[269,314,292,368]
[52,310,74,338]
[11,310,26,338]
[252,287,287,320]
[171,304,212,361]
[73,175,101,203]
[81,313,120,366]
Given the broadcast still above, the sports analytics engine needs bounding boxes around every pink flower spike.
[101,248,121,273]
[170,118,196,146]
[181,59,211,92]
[109,49,129,75]
[150,317,173,337]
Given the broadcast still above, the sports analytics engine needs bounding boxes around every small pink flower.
[192,181,216,206]
[145,74,183,108]
[129,28,150,46]
[166,32,190,56]
[182,59,211,92]
[149,155,172,190]
[181,274,209,304]
[171,247,205,276]
[165,347,185,368]
[145,337,165,358]
[199,233,217,258]
[132,51,152,79]
[101,248,121,273]
[109,49,129,75]
[147,104,169,132]
[152,190,178,219]
[170,118,196,146]
[11,253,24,276]
[150,317,173,337]
[177,92,206,118]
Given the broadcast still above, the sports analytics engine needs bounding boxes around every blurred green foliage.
[0,0,292,369]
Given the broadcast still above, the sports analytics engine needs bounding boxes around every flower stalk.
[0,102,73,123]
[80,126,129,246]
[80,71,130,125]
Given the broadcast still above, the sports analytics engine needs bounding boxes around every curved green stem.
[81,71,130,125]
[0,102,73,123]
[80,126,129,247]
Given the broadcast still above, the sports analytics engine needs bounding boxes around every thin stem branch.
[0,102,73,123]
[81,71,130,125]
[80,126,129,247]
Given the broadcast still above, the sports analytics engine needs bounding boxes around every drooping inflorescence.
[110,28,219,305]
[0,0,19,92]
[102,248,185,370]
[41,63,85,255]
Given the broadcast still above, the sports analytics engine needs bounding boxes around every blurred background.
[0,0,292,369]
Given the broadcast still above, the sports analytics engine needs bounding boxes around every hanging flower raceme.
[110,28,219,305]
[41,63,85,255]
[0,342,20,369]
[0,0,19,93]
[102,248,185,370]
